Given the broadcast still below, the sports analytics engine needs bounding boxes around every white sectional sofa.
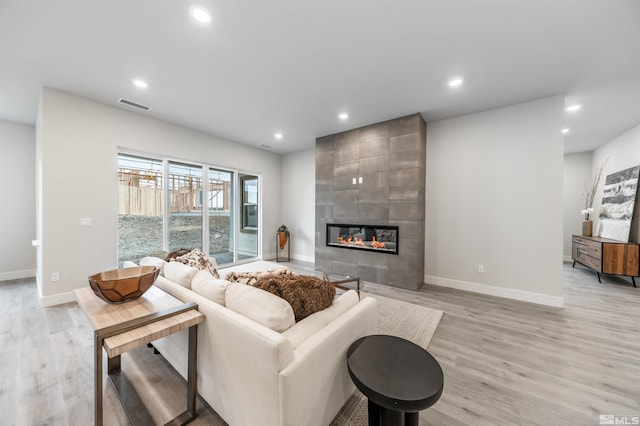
[126,258,377,426]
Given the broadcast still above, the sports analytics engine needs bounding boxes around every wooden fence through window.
[118,169,231,216]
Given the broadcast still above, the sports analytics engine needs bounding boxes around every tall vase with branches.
[581,158,608,236]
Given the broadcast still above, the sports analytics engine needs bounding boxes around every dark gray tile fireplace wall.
[315,113,426,290]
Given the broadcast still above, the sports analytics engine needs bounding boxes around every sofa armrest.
[278,297,377,426]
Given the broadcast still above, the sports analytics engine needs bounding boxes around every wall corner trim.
[425,275,565,308]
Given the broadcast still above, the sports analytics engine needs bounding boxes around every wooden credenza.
[572,235,639,287]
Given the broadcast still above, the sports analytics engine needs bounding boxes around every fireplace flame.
[336,235,385,249]
[371,236,386,249]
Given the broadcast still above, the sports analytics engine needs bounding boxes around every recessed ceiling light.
[565,104,581,112]
[562,128,570,134]
[189,5,212,23]
[339,113,349,120]
[274,133,283,140]
[132,79,148,89]
[448,77,464,87]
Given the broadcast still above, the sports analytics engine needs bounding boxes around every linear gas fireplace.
[326,224,399,255]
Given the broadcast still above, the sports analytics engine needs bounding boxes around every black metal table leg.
[380,407,403,425]
[165,323,199,426]
[368,399,380,426]
[405,411,420,426]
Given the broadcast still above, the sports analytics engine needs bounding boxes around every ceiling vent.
[118,98,151,111]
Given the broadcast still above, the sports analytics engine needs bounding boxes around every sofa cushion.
[253,274,335,322]
[163,261,198,289]
[140,256,167,276]
[191,270,229,305]
[282,290,359,348]
[169,248,220,278]
[225,282,295,332]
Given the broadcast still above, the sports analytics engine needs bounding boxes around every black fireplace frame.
[326,223,399,255]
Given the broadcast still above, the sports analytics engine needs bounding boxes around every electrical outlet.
[478,265,485,273]
[51,272,60,282]
[80,218,92,227]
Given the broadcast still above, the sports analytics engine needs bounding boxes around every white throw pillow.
[282,290,359,348]
[191,270,229,305]
[225,282,295,332]
[163,261,198,289]
[122,261,138,268]
[140,256,167,276]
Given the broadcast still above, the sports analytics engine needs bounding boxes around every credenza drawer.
[576,252,601,271]
[573,237,602,258]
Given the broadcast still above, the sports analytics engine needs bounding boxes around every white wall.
[281,148,315,262]
[0,120,36,280]
[37,88,282,306]
[591,123,640,243]
[563,152,592,260]
[425,96,565,307]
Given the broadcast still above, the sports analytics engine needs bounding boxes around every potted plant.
[277,225,289,250]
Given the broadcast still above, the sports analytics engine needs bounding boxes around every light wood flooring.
[1,262,638,425]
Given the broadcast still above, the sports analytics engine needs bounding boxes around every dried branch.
[582,157,608,221]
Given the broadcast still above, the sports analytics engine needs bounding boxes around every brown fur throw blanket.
[253,274,336,322]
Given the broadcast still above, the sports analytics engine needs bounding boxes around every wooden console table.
[75,286,204,425]
[572,235,639,287]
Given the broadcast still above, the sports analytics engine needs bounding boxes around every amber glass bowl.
[89,266,159,304]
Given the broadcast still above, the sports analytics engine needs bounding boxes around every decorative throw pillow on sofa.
[140,256,167,275]
[225,282,295,332]
[253,275,336,322]
[191,270,228,305]
[282,290,360,348]
[169,249,220,278]
[163,261,198,289]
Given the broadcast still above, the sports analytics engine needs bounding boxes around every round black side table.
[347,334,444,426]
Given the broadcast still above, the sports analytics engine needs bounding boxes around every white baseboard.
[291,253,314,263]
[563,255,573,263]
[0,269,36,282]
[264,252,314,263]
[425,275,565,308]
[40,291,76,307]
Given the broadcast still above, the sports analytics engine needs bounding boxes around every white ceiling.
[1,0,640,154]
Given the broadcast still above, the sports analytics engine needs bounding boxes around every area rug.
[330,293,444,425]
